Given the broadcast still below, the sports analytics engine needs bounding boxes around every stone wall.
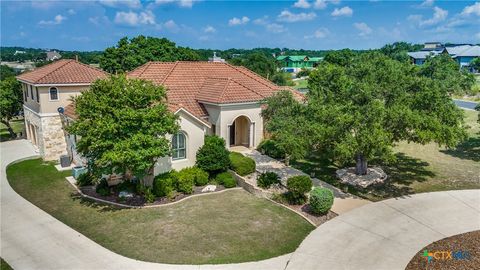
[40,115,68,161]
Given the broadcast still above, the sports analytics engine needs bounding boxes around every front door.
[229,122,235,146]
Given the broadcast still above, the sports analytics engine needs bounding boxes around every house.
[17,60,301,175]
[46,51,61,61]
[16,59,108,161]
[408,43,480,72]
[276,55,323,73]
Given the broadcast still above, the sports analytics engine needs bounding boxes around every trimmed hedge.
[286,175,312,204]
[153,171,178,199]
[196,135,231,176]
[309,187,334,214]
[176,169,194,194]
[257,172,280,189]
[216,172,236,188]
[229,152,256,176]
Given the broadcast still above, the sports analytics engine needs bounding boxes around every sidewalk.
[244,150,370,214]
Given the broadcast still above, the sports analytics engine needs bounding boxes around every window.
[49,87,59,101]
[30,85,33,99]
[35,87,39,102]
[172,132,186,160]
[26,84,29,97]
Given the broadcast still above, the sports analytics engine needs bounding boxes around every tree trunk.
[1,119,16,139]
[285,154,290,166]
[355,153,368,175]
[141,167,155,187]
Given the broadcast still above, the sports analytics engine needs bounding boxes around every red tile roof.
[16,59,108,84]
[128,61,299,119]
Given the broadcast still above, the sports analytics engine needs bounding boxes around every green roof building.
[276,55,323,72]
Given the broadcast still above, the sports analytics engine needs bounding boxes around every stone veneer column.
[40,115,68,161]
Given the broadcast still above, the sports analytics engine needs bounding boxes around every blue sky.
[1,0,479,51]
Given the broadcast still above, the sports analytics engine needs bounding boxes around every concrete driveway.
[286,189,480,270]
[2,140,479,270]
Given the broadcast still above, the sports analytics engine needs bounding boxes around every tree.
[67,75,179,186]
[470,57,480,72]
[228,52,277,79]
[195,135,230,176]
[270,72,295,86]
[323,49,356,67]
[1,65,16,80]
[264,52,468,175]
[100,36,200,73]
[419,54,475,96]
[0,77,22,138]
[380,42,423,62]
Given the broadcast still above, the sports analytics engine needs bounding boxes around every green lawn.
[293,78,308,90]
[293,109,480,201]
[0,118,24,142]
[6,159,313,264]
[0,258,13,270]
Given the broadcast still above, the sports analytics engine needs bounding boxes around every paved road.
[286,190,480,270]
[2,140,480,270]
[453,99,478,110]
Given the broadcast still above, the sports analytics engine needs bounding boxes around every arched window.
[172,132,186,160]
[49,87,59,101]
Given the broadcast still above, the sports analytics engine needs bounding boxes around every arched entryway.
[229,115,252,147]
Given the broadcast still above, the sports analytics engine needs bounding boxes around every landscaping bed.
[79,184,226,207]
[7,158,314,264]
[405,230,480,270]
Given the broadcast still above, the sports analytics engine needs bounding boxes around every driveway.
[286,189,480,270]
[453,99,478,110]
[2,140,479,270]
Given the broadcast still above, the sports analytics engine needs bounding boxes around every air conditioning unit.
[60,155,71,167]
[72,166,87,179]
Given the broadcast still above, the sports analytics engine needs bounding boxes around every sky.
[1,0,479,51]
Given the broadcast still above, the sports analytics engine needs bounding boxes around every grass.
[292,109,480,201]
[0,258,13,270]
[0,118,24,142]
[293,78,308,90]
[6,159,314,264]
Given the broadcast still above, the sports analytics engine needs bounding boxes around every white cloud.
[114,10,155,26]
[293,0,311,9]
[253,16,269,25]
[89,16,109,25]
[409,6,448,27]
[38,14,66,25]
[100,0,142,9]
[461,2,480,16]
[266,23,286,33]
[353,22,372,36]
[203,25,216,33]
[31,1,56,10]
[163,19,178,31]
[278,10,316,22]
[420,0,434,7]
[314,0,327,9]
[67,9,76,15]
[304,27,329,39]
[154,0,198,8]
[228,16,250,26]
[331,6,353,17]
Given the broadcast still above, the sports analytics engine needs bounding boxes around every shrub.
[96,178,110,196]
[176,171,194,194]
[144,188,156,203]
[296,68,311,78]
[229,152,256,176]
[257,172,280,189]
[309,187,334,214]
[153,171,177,198]
[286,175,312,204]
[179,167,209,186]
[257,139,285,159]
[196,135,231,175]
[216,172,236,188]
[76,172,94,187]
[114,179,136,193]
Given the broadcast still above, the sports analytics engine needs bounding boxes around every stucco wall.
[154,111,207,175]
[218,103,264,149]
[22,83,88,114]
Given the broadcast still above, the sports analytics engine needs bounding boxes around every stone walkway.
[244,150,370,214]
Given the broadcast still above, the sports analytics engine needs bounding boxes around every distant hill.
[0,46,103,64]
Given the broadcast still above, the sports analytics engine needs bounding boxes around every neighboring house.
[46,51,61,61]
[408,43,480,72]
[276,55,322,73]
[16,59,108,161]
[17,60,301,175]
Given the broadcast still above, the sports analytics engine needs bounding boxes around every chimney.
[75,55,79,61]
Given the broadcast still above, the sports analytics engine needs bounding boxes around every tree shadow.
[69,192,125,212]
[440,137,480,162]
[292,152,435,201]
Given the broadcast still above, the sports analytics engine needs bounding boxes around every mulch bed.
[282,203,337,226]
[405,230,480,270]
[80,184,227,207]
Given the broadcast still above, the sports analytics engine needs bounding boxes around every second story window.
[36,87,40,102]
[30,85,34,99]
[49,87,59,101]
